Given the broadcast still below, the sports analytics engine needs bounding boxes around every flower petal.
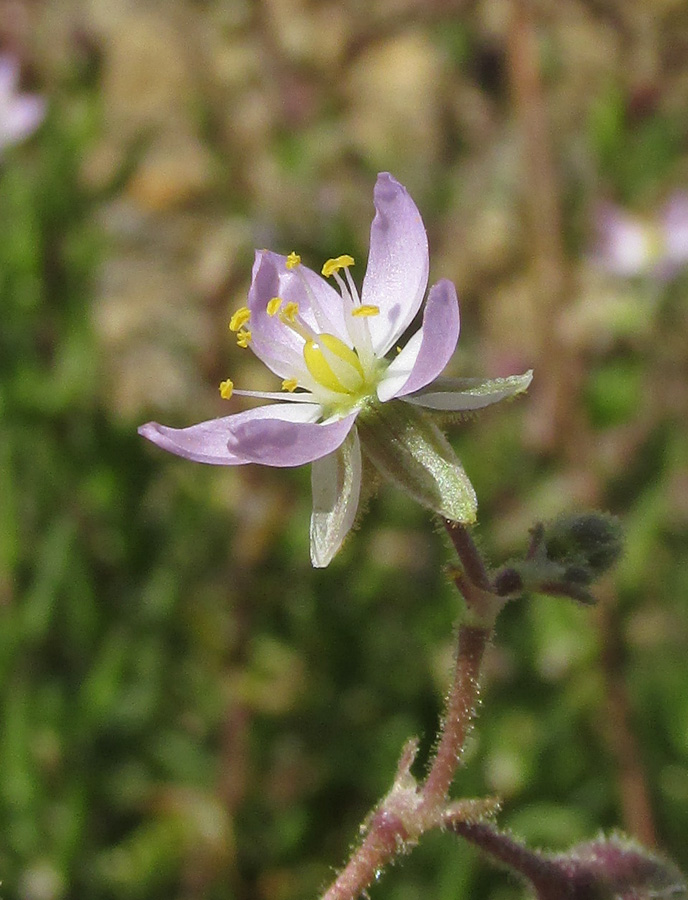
[138,402,322,466]
[267,251,353,344]
[247,250,355,383]
[662,193,688,266]
[2,96,45,144]
[227,410,359,467]
[362,173,429,356]
[0,55,19,96]
[593,204,654,277]
[402,371,534,410]
[247,253,306,379]
[310,427,362,568]
[376,279,460,402]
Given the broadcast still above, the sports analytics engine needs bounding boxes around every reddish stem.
[420,625,491,807]
[320,624,492,900]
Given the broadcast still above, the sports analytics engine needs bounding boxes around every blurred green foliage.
[2,6,688,900]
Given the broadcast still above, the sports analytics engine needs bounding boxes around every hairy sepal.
[357,401,477,524]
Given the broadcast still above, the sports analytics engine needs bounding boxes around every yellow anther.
[321,255,355,278]
[266,297,282,316]
[281,301,300,323]
[229,307,251,332]
[351,305,379,318]
[219,379,234,400]
[286,251,301,269]
[282,378,298,392]
[236,330,252,348]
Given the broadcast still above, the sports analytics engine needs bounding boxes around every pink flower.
[140,174,531,566]
[594,194,688,280]
[0,54,45,153]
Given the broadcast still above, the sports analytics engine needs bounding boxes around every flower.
[140,174,532,566]
[593,194,688,281]
[0,54,45,153]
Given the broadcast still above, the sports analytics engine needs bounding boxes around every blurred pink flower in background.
[0,53,45,153]
[593,194,688,281]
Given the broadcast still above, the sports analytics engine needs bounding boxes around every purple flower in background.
[0,53,45,153]
[140,174,531,566]
[594,194,688,280]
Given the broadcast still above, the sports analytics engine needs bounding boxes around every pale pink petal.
[247,253,306,379]
[362,173,429,356]
[593,204,654,276]
[3,95,45,143]
[138,402,322,466]
[310,427,362,567]
[264,250,352,344]
[376,279,460,402]
[227,409,358,467]
[247,251,354,383]
[0,55,19,95]
[661,193,688,267]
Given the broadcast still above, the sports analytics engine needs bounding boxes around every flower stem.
[319,536,495,900]
[420,624,491,808]
[321,813,408,900]
[443,520,491,591]
[449,821,558,887]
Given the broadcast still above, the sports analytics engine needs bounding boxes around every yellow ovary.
[303,333,365,394]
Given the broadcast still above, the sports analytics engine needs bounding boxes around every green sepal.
[356,401,477,524]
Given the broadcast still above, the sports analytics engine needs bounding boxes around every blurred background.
[1,0,688,898]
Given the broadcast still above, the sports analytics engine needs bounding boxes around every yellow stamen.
[281,301,300,324]
[322,255,355,278]
[351,305,379,318]
[267,297,282,316]
[219,379,234,399]
[282,378,298,392]
[286,251,301,269]
[229,307,251,332]
[236,330,252,348]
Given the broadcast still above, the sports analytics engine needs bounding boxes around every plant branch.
[443,520,492,591]
[319,529,498,900]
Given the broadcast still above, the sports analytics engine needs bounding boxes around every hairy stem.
[443,521,491,591]
[319,525,496,900]
[420,625,491,807]
[450,821,555,884]
[321,815,408,900]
